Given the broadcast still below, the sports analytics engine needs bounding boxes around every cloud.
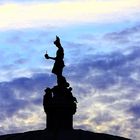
[1,25,140,139]
[104,24,140,44]
[128,102,140,118]
[75,24,140,56]
[0,0,140,30]
[67,45,140,139]
[0,73,56,134]
[67,46,140,85]
[0,29,53,82]
[0,44,140,139]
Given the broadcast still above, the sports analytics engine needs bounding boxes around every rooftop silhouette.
[0,36,131,140]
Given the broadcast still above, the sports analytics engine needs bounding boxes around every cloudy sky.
[0,0,140,139]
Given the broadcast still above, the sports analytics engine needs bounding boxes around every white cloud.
[0,0,140,30]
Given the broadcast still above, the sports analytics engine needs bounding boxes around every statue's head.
[54,36,61,47]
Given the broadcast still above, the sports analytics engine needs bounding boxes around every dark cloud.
[0,73,55,120]
[66,44,140,140]
[0,72,55,134]
[128,103,140,118]
[66,46,140,92]
[91,112,114,125]
[64,41,90,61]
[104,24,140,44]
[93,95,116,104]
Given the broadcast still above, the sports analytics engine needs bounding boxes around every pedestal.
[43,94,77,130]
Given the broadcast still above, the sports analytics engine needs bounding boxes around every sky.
[0,0,140,139]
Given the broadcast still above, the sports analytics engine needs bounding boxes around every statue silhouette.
[44,36,77,131]
[45,36,64,77]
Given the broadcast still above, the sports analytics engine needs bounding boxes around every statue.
[44,36,77,130]
[45,36,65,77]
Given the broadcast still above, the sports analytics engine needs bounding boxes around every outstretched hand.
[45,53,49,59]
